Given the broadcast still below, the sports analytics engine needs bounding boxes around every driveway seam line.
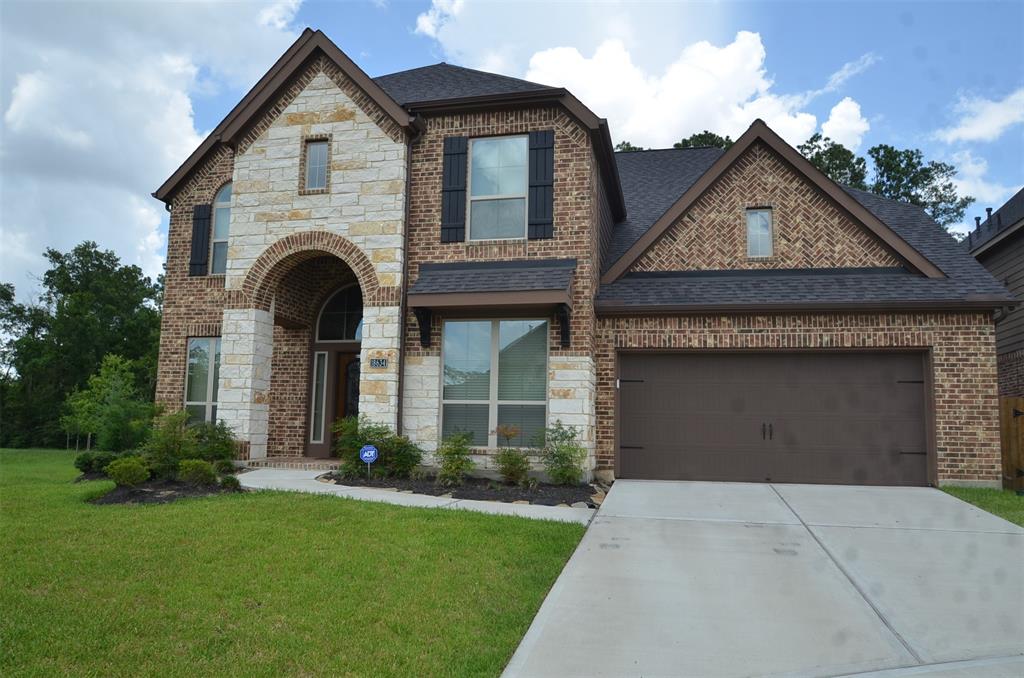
[769,484,925,665]
[828,652,1024,677]
[803,522,1022,536]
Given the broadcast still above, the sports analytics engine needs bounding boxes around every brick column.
[218,308,274,459]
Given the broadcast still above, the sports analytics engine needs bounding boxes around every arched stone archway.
[217,232,402,460]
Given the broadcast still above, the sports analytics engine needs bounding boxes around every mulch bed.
[88,479,241,505]
[74,471,109,483]
[322,472,599,507]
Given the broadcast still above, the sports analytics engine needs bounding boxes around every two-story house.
[153,30,1013,487]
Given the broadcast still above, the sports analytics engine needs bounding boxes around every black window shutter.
[528,130,555,239]
[188,204,212,276]
[441,136,468,243]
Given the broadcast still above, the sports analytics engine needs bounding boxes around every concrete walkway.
[237,468,595,525]
[504,481,1024,678]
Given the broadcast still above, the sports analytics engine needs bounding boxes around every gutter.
[594,297,1017,316]
[394,117,424,435]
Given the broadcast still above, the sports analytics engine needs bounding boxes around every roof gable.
[154,29,416,203]
[601,120,946,283]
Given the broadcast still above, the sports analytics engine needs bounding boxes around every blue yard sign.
[359,445,378,478]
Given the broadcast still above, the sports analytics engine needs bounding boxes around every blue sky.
[1,1,1022,298]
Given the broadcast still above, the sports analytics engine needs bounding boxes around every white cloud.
[0,1,302,298]
[415,0,465,39]
[822,97,870,150]
[946,150,1019,237]
[936,87,1024,143]
[822,53,880,94]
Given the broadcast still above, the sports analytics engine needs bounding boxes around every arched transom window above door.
[317,284,363,341]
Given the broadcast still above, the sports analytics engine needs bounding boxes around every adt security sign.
[359,445,378,478]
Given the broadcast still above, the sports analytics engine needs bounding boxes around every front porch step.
[244,457,341,471]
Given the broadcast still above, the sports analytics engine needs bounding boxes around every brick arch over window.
[240,231,391,311]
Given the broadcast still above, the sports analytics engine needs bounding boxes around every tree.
[867,145,973,227]
[0,242,161,447]
[797,133,868,190]
[614,140,645,152]
[63,354,153,452]
[674,130,734,150]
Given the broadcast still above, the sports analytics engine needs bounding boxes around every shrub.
[220,475,242,491]
[333,416,423,479]
[106,457,149,487]
[539,421,587,486]
[142,411,198,479]
[179,459,216,486]
[495,448,531,486]
[74,452,95,474]
[193,420,237,462]
[90,451,118,474]
[436,432,475,487]
[214,459,236,475]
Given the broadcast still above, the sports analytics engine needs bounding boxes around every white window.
[441,319,548,448]
[309,351,328,443]
[468,136,528,240]
[746,208,773,258]
[305,139,328,190]
[185,337,221,424]
[210,183,231,274]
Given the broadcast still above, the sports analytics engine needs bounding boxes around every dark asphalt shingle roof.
[604,147,724,271]
[964,186,1024,252]
[410,259,576,295]
[374,63,554,106]
[598,149,1013,308]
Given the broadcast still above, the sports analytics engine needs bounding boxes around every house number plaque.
[369,358,388,369]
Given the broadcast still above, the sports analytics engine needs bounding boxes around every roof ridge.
[375,61,553,89]
[614,146,725,155]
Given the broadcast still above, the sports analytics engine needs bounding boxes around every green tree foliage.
[798,133,868,190]
[614,140,645,152]
[0,242,161,447]
[674,130,734,149]
[62,354,153,452]
[866,145,973,227]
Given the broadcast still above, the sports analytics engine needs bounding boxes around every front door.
[306,349,360,458]
[336,353,360,421]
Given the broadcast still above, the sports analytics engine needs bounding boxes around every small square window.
[303,139,329,191]
[746,208,773,258]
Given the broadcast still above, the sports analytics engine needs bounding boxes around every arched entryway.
[306,283,363,457]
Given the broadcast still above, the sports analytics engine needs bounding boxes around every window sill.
[298,187,330,197]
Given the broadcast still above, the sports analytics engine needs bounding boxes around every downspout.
[395,116,425,435]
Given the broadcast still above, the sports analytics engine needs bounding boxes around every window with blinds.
[441,319,548,447]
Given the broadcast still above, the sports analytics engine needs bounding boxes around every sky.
[1,0,1022,301]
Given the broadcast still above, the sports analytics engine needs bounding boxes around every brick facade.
[630,142,902,273]
[998,348,1024,397]
[594,312,1002,484]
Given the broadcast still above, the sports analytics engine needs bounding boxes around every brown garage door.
[618,353,928,486]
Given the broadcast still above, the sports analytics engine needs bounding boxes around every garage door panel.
[618,353,928,486]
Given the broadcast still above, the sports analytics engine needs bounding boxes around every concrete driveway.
[504,481,1024,678]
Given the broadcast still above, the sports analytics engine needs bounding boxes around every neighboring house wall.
[593,312,1002,484]
[629,142,903,273]
[401,108,598,467]
[976,228,1024,397]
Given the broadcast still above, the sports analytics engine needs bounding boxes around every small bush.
[74,452,95,474]
[193,421,237,462]
[106,457,149,487]
[539,421,587,486]
[333,416,423,479]
[214,459,236,475]
[220,475,242,491]
[142,411,198,479]
[495,448,530,486]
[91,452,118,474]
[179,459,217,486]
[436,432,475,487]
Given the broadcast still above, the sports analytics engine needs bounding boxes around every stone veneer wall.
[401,107,601,468]
[998,348,1024,397]
[630,142,903,273]
[594,312,1002,485]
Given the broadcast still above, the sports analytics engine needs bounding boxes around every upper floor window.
[210,183,231,274]
[317,284,363,342]
[185,337,221,424]
[304,139,329,191]
[746,208,773,258]
[468,135,528,240]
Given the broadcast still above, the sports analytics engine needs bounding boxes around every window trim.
[209,183,232,275]
[299,134,332,195]
[466,135,529,242]
[746,206,774,258]
[184,337,221,424]
[440,318,549,449]
[309,351,329,444]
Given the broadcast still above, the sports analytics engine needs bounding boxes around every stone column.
[218,308,274,459]
[548,355,598,479]
[358,305,402,430]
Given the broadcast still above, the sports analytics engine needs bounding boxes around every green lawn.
[943,486,1024,527]
[0,449,584,677]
